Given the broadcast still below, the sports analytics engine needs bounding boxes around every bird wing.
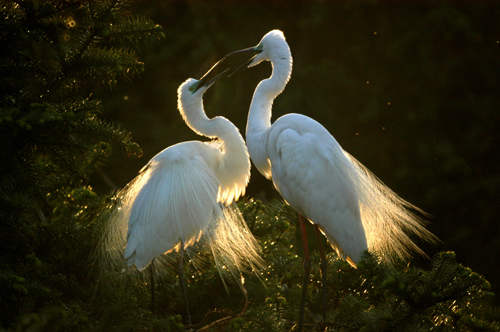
[122,142,221,271]
[267,114,368,262]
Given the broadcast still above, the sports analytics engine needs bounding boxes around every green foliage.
[0,0,160,214]
[0,0,163,328]
[221,200,500,332]
[87,198,497,331]
[1,1,499,331]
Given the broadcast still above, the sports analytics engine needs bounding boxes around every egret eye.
[189,81,200,93]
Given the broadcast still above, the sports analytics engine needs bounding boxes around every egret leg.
[314,225,327,320]
[149,259,156,316]
[178,241,192,325]
[298,214,311,332]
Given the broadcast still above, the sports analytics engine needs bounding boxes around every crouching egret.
[100,59,262,324]
[226,30,437,331]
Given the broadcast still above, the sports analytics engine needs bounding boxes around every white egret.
[226,30,437,330]
[100,60,262,324]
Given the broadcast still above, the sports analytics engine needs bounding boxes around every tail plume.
[343,151,439,264]
[94,164,262,289]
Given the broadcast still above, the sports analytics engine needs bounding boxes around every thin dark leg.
[178,241,192,325]
[314,225,327,320]
[149,259,156,316]
[298,214,311,332]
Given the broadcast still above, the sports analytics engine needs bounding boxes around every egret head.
[182,58,229,93]
[178,59,229,108]
[226,30,290,73]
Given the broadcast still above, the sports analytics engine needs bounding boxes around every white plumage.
[100,63,261,282]
[267,114,367,263]
[123,142,223,270]
[228,29,437,266]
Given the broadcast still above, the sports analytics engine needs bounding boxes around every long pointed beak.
[225,46,261,57]
[196,58,230,91]
[228,55,258,78]
[224,46,262,77]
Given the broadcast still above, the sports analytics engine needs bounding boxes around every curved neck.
[179,94,250,202]
[180,97,246,154]
[180,95,217,138]
[246,52,293,137]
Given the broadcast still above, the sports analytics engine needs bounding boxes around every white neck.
[246,53,292,137]
[245,45,292,178]
[179,93,250,203]
[179,94,218,138]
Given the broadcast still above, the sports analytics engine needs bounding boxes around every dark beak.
[225,46,261,57]
[196,58,231,91]
[224,46,262,77]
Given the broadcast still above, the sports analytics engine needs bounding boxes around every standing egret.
[100,59,262,324]
[226,30,437,330]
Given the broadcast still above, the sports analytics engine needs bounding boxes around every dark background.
[94,0,500,299]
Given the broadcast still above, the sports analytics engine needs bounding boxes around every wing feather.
[123,152,219,270]
[269,125,368,263]
[101,142,262,282]
[267,113,437,265]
